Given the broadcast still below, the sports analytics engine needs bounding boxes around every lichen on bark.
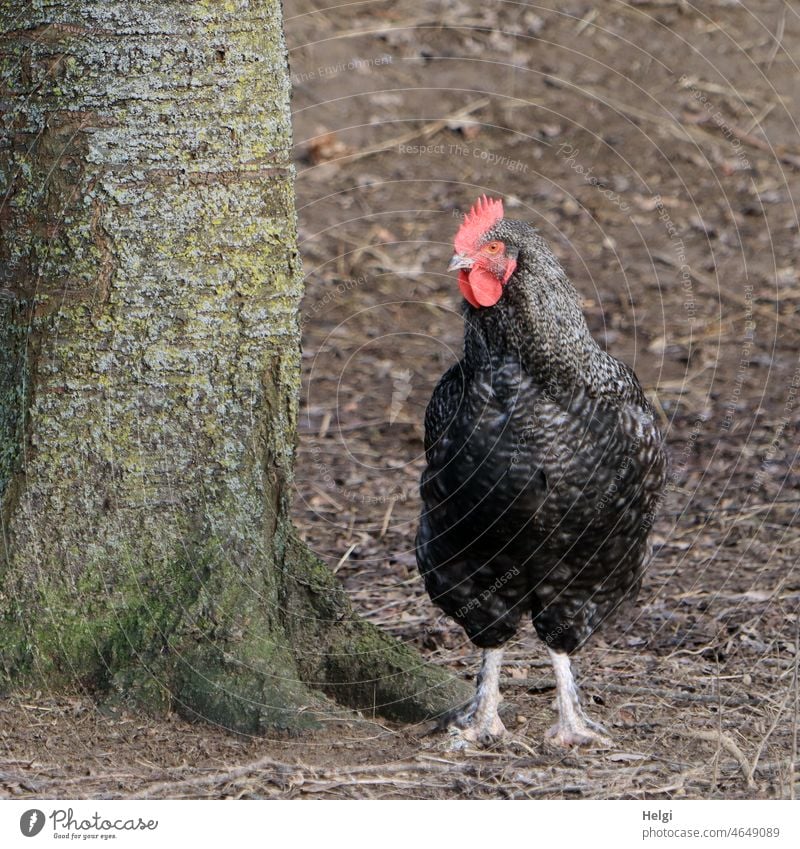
[0,1,467,731]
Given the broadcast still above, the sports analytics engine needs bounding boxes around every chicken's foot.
[446,647,507,749]
[546,648,612,747]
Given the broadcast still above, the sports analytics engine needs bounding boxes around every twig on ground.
[674,728,755,789]
[312,98,490,167]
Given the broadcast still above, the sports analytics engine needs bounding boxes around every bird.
[416,196,666,748]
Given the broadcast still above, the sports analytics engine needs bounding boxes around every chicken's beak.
[448,254,474,271]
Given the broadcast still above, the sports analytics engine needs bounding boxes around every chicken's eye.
[484,241,503,254]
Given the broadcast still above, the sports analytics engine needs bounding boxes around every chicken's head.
[449,196,518,308]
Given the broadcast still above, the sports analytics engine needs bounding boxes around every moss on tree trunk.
[0,0,467,732]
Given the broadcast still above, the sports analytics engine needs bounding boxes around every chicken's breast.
[416,356,666,652]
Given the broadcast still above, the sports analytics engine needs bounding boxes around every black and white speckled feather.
[416,217,667,656]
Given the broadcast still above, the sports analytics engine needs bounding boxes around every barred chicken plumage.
[416,197,666,748]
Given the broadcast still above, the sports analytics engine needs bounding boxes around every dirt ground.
[2,0,799,799]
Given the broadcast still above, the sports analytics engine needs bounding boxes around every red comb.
[454,195,504,254]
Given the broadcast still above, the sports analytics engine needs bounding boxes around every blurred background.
[288,0,799,796]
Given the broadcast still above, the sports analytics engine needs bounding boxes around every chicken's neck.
[462,266,637,403]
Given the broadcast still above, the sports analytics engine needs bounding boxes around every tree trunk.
[0,1,466,732]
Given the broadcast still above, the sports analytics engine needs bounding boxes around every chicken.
[416,196,666,748]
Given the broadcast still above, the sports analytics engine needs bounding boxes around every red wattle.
[458,270,481,308]
[465,266,503,307]
[458,259,516,308]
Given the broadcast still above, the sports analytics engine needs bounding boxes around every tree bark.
[0,1,466,732]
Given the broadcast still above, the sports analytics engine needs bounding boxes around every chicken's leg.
[546,648,611,747]
[447,647,507,748]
